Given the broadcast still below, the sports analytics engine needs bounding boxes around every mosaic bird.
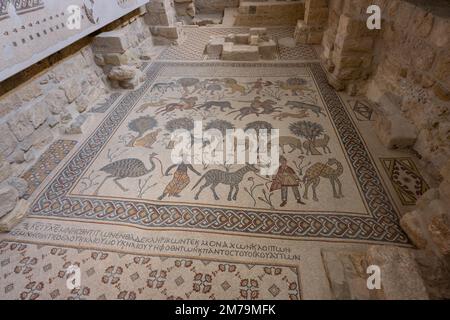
[94,153,158,194]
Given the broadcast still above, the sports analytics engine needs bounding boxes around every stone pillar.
[174,0,196,25]
[294,0,329,45]
[92,27,146,90]
[144,0,185,45]
[320,0,378,92]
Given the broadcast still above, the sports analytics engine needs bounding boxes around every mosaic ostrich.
[94,153,158,195]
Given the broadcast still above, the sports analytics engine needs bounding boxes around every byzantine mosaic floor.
[0,27,432,300]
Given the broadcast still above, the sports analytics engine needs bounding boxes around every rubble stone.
[222,43,260,61]
[107,66,137,81]
[6,177,28,198]
[7,113,35,142]
[366,246,429,300]
[0,186,19,219]
[93,30,131,54]
[0,155,12,183]
[0,124,17,157]
[400,211,429,249]
[0,199,30,232]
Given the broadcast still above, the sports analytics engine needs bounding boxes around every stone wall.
[367,0,450,178]
[234,1,305,26]
[315,0,450,298]
[295,0,329,44]
[0,7,154,231]
[195,0,240,14]
[319,0,450,178]
[144,0,185,45]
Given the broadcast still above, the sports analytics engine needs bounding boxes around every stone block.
[249,35,259,46]
[60,79,82,104]
[225,34,235,43]
[120,77,140,90]
[374,113,417,149]
[429,214,450,257]
[249,28,267,36]
[321,249,372,300]
[8,150,25,164]
[107,66,137,81]
[366,246,429,300]
[6,177,28,198]
[414,250,450,300]
[103,53,129,66]
[222,44,259,61]
[0,199,29,232]
[235,34,250,45]
[335,35,374,54]
[206,37,225,56]
[24,126,53,150]
[150,26,180,39]
[45,89,69,115]
[305,7,329,26]
[92,30,131,54]
[258,40,277,60]
[7,113,34,142]
[65,114,89,135]
[19,82,43,102]
[429,16,450,48]
[47,115,60,128]
[76,95,90,113]
[28,100,49,129]
[0,124,18,157]
[0,186,19,219]
[400,211,429,249]
[337,14,370,38]
[306,0,328,9]
[373,96,417,149]
[0,155,12,183]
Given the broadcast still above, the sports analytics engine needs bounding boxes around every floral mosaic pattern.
[0,241,301,300]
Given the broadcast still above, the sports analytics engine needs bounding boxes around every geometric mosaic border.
[28,61,409,245]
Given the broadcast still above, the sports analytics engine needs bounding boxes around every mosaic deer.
[192,164,259,201]
[303,158,344,201]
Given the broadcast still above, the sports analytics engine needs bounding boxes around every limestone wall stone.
[144,0,185,45]
[315,1,450,296]
[366,0,450,177]
[0,9,154,231]
[319,0,450,178]
[194,0,240,14]
[234,1,305,26]
[93,14,152,89]
[295,0,329,44]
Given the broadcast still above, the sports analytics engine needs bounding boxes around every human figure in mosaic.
[270,156,306,207]
[247,78,266,95]
[158,162,201,200]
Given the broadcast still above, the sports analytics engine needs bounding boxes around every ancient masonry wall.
[315,0,450,297]
[0,6,157,231]
[145,0,186,45]
[234,1,305,26]
[320,0,450,177]
[295,0,329,45]
[194,0,240,14]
